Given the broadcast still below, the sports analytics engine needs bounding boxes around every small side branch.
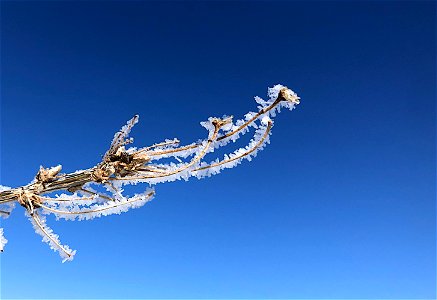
[27,211,76,262]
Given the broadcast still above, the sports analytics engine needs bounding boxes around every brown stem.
[79,188,114,202]
[31,211,73,258]
[40,191,154,216]
[194,121,272,172]
[146,98,281,158]
[111,124,221,181]
[0,169,93,205]
[135,138,180,154]
[40,195,95,202]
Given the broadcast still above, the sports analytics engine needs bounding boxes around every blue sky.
[0,1,435,299]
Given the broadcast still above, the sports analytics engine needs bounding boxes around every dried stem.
[194,121,273,172]
[0,85,299,261]
[31,211,74,259]
[39,191,154,216]
[39,195,95,202]
[145,96,281,159]
[111,120,223,181]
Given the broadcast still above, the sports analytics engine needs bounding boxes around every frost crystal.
[0,228,7,252]
[26,211,76,262]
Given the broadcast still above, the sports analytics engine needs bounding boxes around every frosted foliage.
[26,211,76,262]
[112,115,138,145]
[41,188,154,221]
[193,117,272,178]
[105,115,139,159]
[0,84,299,262]
[0,185,11,192]
[127,138,180,156]
[200,117,216,133]
[0,202,16,218]
[268,84,285,100]
[0,228,7,251]
[113,84,297,186]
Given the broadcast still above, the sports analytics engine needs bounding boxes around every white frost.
[26,211,76,262]
[0,228,7,252]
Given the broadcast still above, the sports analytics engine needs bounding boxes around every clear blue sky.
[1,1,435,299]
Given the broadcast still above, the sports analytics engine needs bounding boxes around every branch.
[0,84,300,261]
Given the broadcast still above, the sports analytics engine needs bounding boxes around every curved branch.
[0,84,300,261]
[40,195,95,202]
[30,211,75,261]
[194,121,273,173]
[39,191,154,216]
[144,97,281,159]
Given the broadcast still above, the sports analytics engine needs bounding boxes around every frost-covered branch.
[0,84,300,261]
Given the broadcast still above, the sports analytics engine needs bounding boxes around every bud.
[279,87,300,105]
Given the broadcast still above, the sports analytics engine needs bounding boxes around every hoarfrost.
[0,228,7,252]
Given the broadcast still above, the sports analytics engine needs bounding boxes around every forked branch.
[0,84,300,261]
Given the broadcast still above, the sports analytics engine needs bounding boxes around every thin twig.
[146,99,280,158]
[39,191,154,215]
[39,195,95,202]
[79,188,114,202]
[135,139,180,154]
[31,211,73,259]
[194,121,272,172]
